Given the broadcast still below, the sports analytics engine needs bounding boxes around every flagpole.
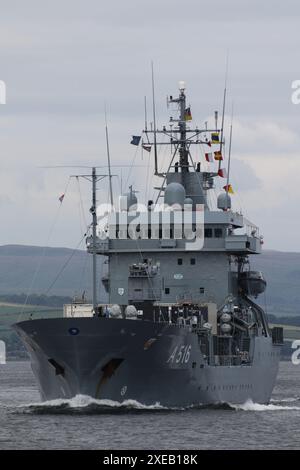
[219,86,226,172]
[144,96,148,132]
[91,167,98,313]
[151,61,158,175]
[225,104,233,209]
[219,53,229,172]
[105,106,114,207]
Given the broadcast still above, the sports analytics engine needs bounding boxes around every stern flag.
[59,194,65,203]
[211,132,220,144]
[205,152,213,162]
[218,168,227,178]
[223,184,234,194]
[131,135,141,146]
[142,144,151,152]
[214,150,223,161]
[184,107,192,121]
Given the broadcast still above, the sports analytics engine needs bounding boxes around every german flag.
[184,107,192,121]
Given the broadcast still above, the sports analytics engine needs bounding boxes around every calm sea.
[0,361,299,450]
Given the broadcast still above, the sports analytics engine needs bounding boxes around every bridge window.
[165,288,170,295]
[190,258,196,265]
[214,228,223,238]
[177,258,183,265]
[200,287,205,294]
[204,228,212,238]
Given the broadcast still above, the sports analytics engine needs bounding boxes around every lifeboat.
[239,271,267,297]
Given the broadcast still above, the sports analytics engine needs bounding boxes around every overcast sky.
[0,0,300,251]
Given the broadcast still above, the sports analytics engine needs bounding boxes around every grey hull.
[14,317,281,407]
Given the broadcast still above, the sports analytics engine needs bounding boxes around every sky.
[0,0,300,251]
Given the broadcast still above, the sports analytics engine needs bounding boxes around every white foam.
[271,397,300,403]
[20,396,300,413]
[19,394,169,411]
[231,399,300,411]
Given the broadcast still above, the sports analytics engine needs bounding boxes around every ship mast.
[91,167,98,313]
[143,81,222,207]
[169,81,189,174]
[77,168,116,313]
[178,82,188,172]
[151,62,158,175]
[105,107,114,207]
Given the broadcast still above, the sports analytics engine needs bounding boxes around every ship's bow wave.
[14,396,300,415]
[15,394,181,415]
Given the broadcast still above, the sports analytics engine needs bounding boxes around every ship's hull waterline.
[14,317,280,407]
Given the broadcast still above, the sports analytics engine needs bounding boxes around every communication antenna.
[225,104,234,210]
[151,61,158,175]
[144,96,148,131]
[219,53,229,171]
[105,105,114,207]
[214,111,218,131]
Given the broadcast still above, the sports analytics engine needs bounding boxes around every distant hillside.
[0,244,106,301]
[0,245,299,316]
[252,250,300,316]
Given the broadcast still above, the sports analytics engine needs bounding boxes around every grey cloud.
[0,0,299,250]
[230,159,262,192]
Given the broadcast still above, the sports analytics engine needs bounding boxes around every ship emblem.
[120,385,127,396]
[118,288,125,296]
[174,273,183,280]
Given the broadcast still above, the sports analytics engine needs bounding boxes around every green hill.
[252,250,300,316]
[0,244,107,300]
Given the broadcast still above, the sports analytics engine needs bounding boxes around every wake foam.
[13,396,300,415]
[230,399,300,412]
[16,394,179,415]
[271,396,300,404]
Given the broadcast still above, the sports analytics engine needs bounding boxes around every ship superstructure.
[14,81,283,406]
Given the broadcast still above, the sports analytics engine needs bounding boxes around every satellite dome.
[217,192,231,211]
[220,313,231,323]
[184,197,193,206]
[220,323,232,334]
[164,182,186,208]
[125,305,138,318]
[110,304,122,318]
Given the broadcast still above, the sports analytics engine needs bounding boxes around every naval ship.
[14,81,283,406]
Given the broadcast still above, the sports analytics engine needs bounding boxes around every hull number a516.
[167,345,191,364]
